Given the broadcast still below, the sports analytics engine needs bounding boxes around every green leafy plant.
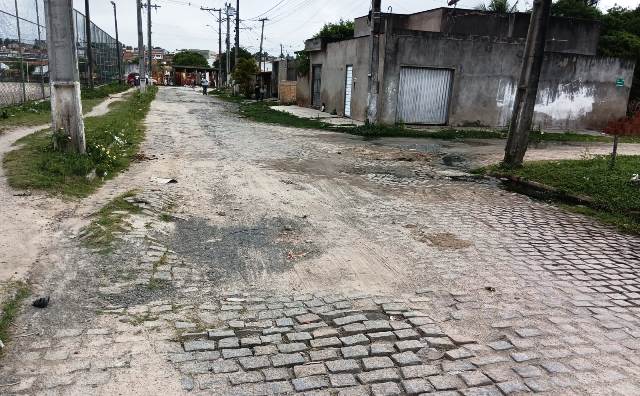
[232,58,259,98]
[476,0,519,13]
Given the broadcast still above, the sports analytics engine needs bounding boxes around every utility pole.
[226,3,231,84]
[366,0,381,124]
[34,0,46,99]
[235,0,240,71]
[258,18,268,73]
[110,1,122,84]
[144,2,161,85]
[503,0,552,167]
[44,0,86,154]
[202,6,223,88]
[14,0,26,103]
[136,0,146,92]
[84,0,93,89]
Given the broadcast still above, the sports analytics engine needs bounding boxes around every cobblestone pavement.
[0,87,639,395]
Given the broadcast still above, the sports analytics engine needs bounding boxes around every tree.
[313,20,354,42]
[172,51,209,67]
[603,111,640,168]
[213,47,252,74]
[551,0,601,19]
[232,57,258,98]
[477,0,519,13]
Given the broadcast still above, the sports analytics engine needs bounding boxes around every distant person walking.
[201,77,209,95]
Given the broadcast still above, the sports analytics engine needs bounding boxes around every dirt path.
[1,87,639,395]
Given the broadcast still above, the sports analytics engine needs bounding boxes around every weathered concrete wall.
[296,70,311,107]
[279,81,297,104]
[307,37,370,120]
[380,30,635,130]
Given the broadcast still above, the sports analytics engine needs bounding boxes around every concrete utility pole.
[44,0,86,154]
[235,0,240,71]
[144,2,161,85]
[503,0,552,167]
[136,0,146,92]
[14,0,26,102]
[258,18,268,73]
[84,0,93,89]
[110,1,122,84]
[226,3,231,83]
[201,6,223,88]
[366,0,382,124]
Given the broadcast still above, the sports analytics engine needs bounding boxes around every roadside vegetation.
[3,86,157,197]
[0,281,30,354]
[80,191,142,252]
[0,83,130,134]
[481,155,640,234]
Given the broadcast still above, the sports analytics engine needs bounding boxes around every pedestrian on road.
[201,77,209,95]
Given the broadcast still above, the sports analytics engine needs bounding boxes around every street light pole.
[110,1,122,84]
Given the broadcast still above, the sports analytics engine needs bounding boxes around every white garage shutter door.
[397,67,453,124]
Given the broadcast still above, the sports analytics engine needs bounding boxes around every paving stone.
[229,370,263,385]
[342,345,369,359]
[445,348,475,360]
[341,334,370,346]
[229,320,245,329]
[218,337,240,349]
[441,360,475,373]
[276,317,295,327]
[208,329,236,339]
[260,334,283,344]
[524,378,553,392]
[338,385,372,396]
[429,374,464,391]
[509,351,539,363]
[278,342,308,353]
[363,356,395,371]
[271,352,306,367]
[183,340,216,352]
[368,331,396,342]
[310,348,341,361]
[334,314,368,326]
[263,367,291,381]
[370,343,396,356]
[396,340,424,352]
[221,348,252,359]
[297,313,322,324]
[311,336,343,348]
[401,364,440,378]
[297,322,329,332]
[313,327,339,339]
[382,303,408,312]
[448,334,477,345]
[211,359,240,373]
[470,354,509,366]
[460,385,502,396]
[292,375,330,392]
[238,355,271,370]
[294,363,327,377]
[390,321,412,330]
[371,381,402,395]
[391,351,422,366]
[357,368,401,384]
[496,380,530,395]
[364,320,392,332]
[342,323,367,335]
[330,373,359,388]
[425,337,455,350]
[240,336,263,347]
[487,340,514,351]
[326,359,361,373]
[394,328,420,340]
[402,378,434,394]
[409,317,435,326]
[459,370,492,387]
[254,345,278,355]
[263,327,292,335]
[513,365,544,378]
[515,328,543,338]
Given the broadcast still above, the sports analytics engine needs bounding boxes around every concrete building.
[298,8,636,130]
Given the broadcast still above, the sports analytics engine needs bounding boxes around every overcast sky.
[73,0,638,57]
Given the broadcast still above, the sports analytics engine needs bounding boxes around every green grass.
[0,281,30,354]
[81,191,142,251]
[483,155,640,234]
[3,86,157,197]
[0,83,129,133]
[213,93,636,143]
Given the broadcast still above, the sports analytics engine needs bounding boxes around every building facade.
[298,8,636,130]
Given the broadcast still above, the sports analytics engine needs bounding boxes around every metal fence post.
[35,0,46,100]
[14,0,27,103]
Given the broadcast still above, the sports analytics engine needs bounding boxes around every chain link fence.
[0,0,122,108]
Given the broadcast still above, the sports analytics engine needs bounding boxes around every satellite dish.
[448,0,460,5]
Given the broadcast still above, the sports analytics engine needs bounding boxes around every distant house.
[299,8,636,130]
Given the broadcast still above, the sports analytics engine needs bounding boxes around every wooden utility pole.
[258,18,268,73]
[503,0,552,167]
[110,1,122,84]
[136,0,146,92]
[84,0,93,89]
[226,3,231,83]
[235,0,240,71]
[366,0,382,124]
[44,0,86,154]
[144,3,161,85]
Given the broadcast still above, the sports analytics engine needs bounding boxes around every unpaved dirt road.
[1,87,639,395]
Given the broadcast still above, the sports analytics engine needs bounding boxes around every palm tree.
[476,0,519,13]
